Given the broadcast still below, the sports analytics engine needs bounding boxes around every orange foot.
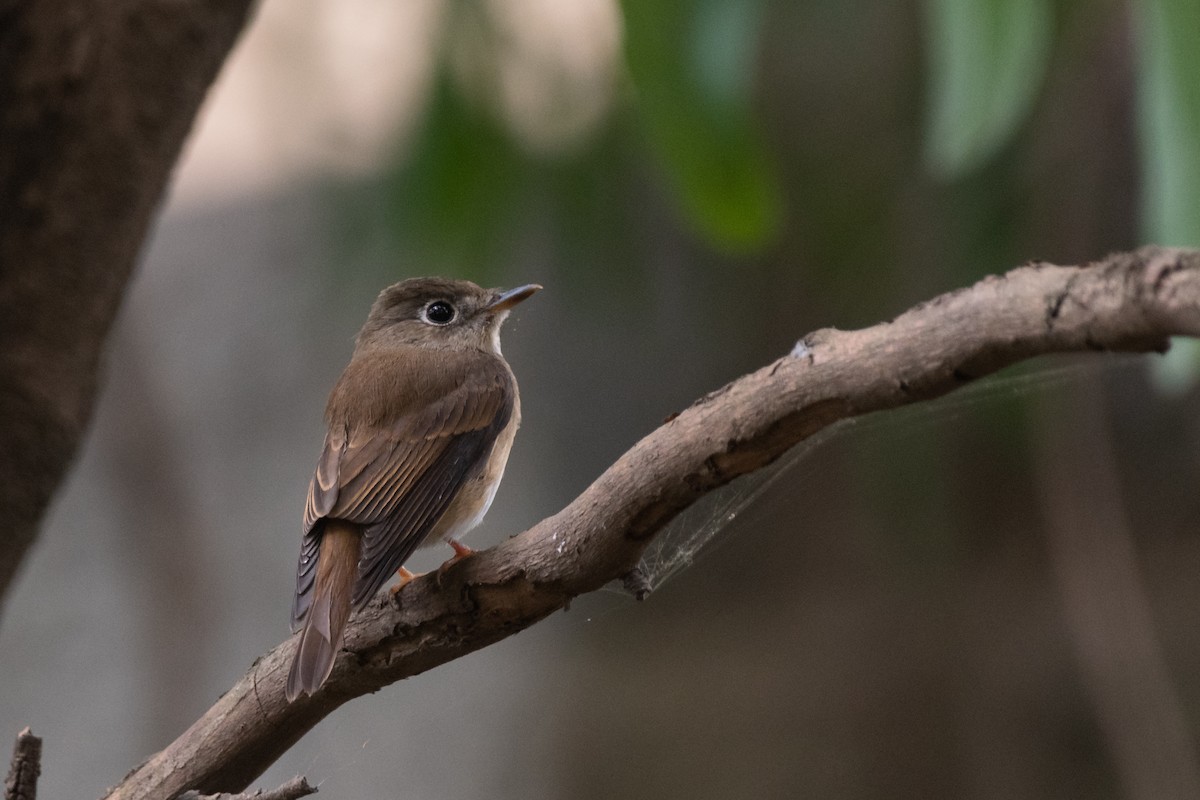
[448,538,475,560]
[435,539,475,575]
[389,566,421,597]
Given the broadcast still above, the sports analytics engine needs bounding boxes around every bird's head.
[357,277,541,355]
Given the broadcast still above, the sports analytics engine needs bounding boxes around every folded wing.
[291,354,513,629]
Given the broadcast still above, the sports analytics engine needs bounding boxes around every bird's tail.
[286,520,360,701]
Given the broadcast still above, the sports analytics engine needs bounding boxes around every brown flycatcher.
[286,277,540,701]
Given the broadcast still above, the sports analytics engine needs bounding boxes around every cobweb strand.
[628,355,1144,593]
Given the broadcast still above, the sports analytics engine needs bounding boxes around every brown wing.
[291,353,513,629]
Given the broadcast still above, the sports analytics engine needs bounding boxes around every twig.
[104,247,1200,800]
[177,776,316,800]
[5,728,41,800]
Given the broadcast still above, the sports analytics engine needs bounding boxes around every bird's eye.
[423,301,456,325]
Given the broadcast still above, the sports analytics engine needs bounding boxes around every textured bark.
[104,247,1200,800]
[4,728,40,800]
[0,0,255,608]
[177,776,316,800]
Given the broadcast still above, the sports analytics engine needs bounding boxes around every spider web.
[629,355,1142,593]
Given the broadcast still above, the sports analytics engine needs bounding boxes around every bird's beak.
[485,284,542,313]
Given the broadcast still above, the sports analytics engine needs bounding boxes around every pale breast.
[423,385,521,547]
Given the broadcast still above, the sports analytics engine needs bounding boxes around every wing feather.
[352,414,507,605]
[292,351,514,625]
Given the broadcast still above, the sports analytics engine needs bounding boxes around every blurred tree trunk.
[0,0,254,614]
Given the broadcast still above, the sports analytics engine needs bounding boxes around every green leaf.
[619,0,779,253]
[1135,0,1200,247]
[385,74,527,278]
[922,0,1053,178]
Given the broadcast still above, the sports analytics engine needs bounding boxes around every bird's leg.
[389,566,420,597]
[434,538,476,576]
[448,538,475,560]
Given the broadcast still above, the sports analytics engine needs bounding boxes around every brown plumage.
[288,519,358,695]
[286,278,540,701]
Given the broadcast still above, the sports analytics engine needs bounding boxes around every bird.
[286,277,540,701]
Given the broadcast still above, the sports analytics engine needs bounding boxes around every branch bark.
[103,246,1200,799]
[0,0,255,609]
[4,728,41,800]
[177,776,316,800]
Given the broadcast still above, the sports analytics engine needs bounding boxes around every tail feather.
[286,521,360,701]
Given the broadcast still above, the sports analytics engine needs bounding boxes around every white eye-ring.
[422,300,456,325]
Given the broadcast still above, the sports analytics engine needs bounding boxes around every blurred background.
[3,1,1200,798]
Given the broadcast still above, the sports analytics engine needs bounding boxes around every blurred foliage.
[383,0,783,280]
[369,1,1200,376]
[379,1,1200,256]
[1135,0,1200,247]
[374,2,1197,265]
[619,0,780,251]
[921,0,1053,177]
[388,73,527,279]
[919,0,1199,251]
[385,72,651,293]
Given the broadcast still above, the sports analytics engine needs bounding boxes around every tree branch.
[105,247,1200,800]
[0,0,255,609]
[5,728,41,800]
[177,776,316,800]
